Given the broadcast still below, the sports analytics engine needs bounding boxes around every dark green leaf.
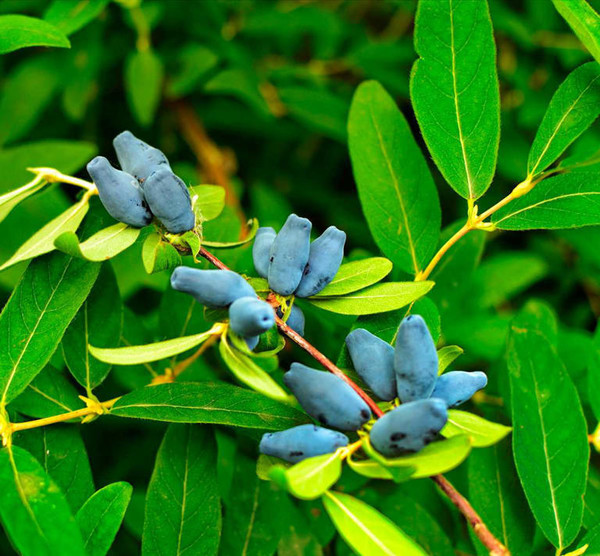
[125,49,164,127]
[44,0,109,36]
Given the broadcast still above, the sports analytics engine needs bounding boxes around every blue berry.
[170,267,255,308]
[395,315,438,402]
[295,226,346,297]
[369,398,448,457]
[229,296,275,337]
[143,168,195,233]
[113,130,171,183]
[268,214,312,295]
[346,329,396,401]
[86,156,152,228]
[283,363,371,431]
[286,305,305,337]
[431,371,488,408]
[245,336,260,351]
[259,424,349,463]
[252,227,276,278]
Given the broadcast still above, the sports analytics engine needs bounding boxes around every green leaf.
[166,44,218,98]
[143,425,220,555]
[552,0,600,65]
[0,252,100,404]
[588,321,600,421]
[111,382,307,430]
[190,184,226,222]
[493,172,600,230]
[507,307,588,549]
[323,491,426,556]
[125,49,164,127]
[441,410,511,447]
[579,522,600,554]
[10,365,84,419]
[348,81,441,275]
[55,223,141,261]
[205,68,271,118]
[0,445,85,556]
[313,257,392,297]
[77,482,132,556]
[271,452,343,500]
[142,232,181,274]
[219,334,291,402]
[307,281,434,315]
[202,218,259,248]
[15,426,94,513]
[468,441,534,555]
[62,264,122,391]
[437,345,463,375]
[90,325,219,365]
[0,14,70,54]
[410,0,500,200]
[44,0,109,36]
[528,62,600,177]
[0,199,89,271]
[0,177,46,223]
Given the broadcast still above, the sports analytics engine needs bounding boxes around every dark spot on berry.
[289,451,303,457]
[317,414,328,425]
[360,409,370,420]
[269,256,274,262]
[390,432,406,442]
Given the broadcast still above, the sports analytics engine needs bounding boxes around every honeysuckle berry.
[252,227,276,278]
[268,214,312,295]
[283,362,371,431]
[431,371,488,408]
[86,156,152,228]
[170,267,255,308]
[259,424,349,463]
[369,398,448,457]
[113,130,171,183]
[345,328,396,401]
[295,226,346,297]
[395,315,438,402]
[229,296,275,337]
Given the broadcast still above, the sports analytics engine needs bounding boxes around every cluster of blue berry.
[261,315,487,462]
[86,131,195,233]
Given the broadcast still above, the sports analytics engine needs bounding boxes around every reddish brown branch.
[198,246,508,555]
[432,475,509,555]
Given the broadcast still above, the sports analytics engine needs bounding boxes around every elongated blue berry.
[113,130,171,183]
[229,296,275,337]
[86,156,152,228]
[268,214,312,295]
[278,305,305,337]
[253,227,276,278]
[369,398,448,457]
[143,168,195,233]
[260,424,349,463]
[170,267,255,307]
[431,371,488,408]
[295,226,346,297]
[346,329,396,401]
[245,336,259,351]
[283,363,371,431]
[395,315,438,402]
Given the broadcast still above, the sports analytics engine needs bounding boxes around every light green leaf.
[528,62,600,177]
[307,281,434,315]
[0,252,100,404]
[0,177,46,223]
[0,14,70,54]
[55,223,141,261]
[111,382,307,430]
[90,325,219,365]
[219,334,291,402]
[314,257,393,297]
[323,491,426,556]
[190,184,226,222]
[0,445,85,556]
[271,452,343,500]
[202,218,259,248]
[410,0,500,200]
[552,0,600,65]
[437,345,463,375]
[441,410,511,447]
[347,456,414,482]
[493,172,600,230]
[468,441,535,555]
[0,198,89,271]
[62,264,122,391]
[125,49,164,127]
[44,0,109,36]
[143,425,220,556]
[348,81,440,275]
[142,232,181,274]
[507,307,588,549]
[77,482,132,556]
